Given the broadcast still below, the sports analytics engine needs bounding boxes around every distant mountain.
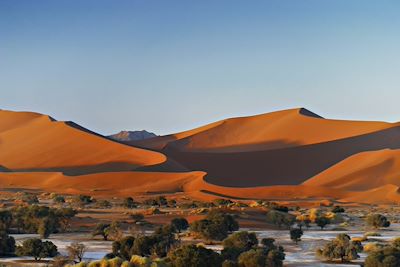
[109,130,157,142]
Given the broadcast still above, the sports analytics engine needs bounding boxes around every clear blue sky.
[1,0,400,135]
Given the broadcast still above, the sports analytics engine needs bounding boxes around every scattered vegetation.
[73,195,94,207]
[16,238,58,261]
[317,234,363,262]
[315,216,331,230]
[331,206,345,213]
[110,225,177,259]
[190,210,239,240]
[0,230,15,256]
[1,205,77,237]
[168,244,223,267]
[67,242,87,263]
[366,214,391,229]
[222,231,258,261]
[122,197,137,209]
[130,212,145,223]
[290,228,303,244]
[143,196,168,207]
[265,210,295,229]
[171,217,189,233]
[92,221,121,241]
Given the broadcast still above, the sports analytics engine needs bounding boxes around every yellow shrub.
[130,255,151,267]
[364,242,384,252]
[87,261,101,267]
[121,261,134,267]
[309,208,322,222]
[109,257,124,267]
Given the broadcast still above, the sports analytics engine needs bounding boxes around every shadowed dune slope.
[165,126,400,187]
[134,108,394,153]
[0,110,166,173]
[134,108,400,187]
[4,108,400,204]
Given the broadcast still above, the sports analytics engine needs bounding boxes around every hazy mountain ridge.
[108,130,157,141]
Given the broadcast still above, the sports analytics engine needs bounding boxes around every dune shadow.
[163,126,400,187]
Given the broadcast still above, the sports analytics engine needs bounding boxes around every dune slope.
[134,108,394,153]
[4,108,400,204]
[0,110,166,174]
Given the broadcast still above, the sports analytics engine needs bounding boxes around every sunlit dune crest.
[2,108,400,204]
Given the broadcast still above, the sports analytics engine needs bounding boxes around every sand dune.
[304,149,400,191]
[129,108,400,203]
[162,126,400,187]
[3,108,400,204]
[0,110,165,173]
[135,108,395,153]
[0,171,204,197]
[339,184,400,204]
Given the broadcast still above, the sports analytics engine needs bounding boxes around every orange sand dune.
[162,125,400,187]
[0,171,204,197]
[0,170,348,202]
[4,108,400,204]
[339,184,400,204]
[304,149,400,191]
[134,108,395,153]
[129,108,400,188]
[0,110,165,173]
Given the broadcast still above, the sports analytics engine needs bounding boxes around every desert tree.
[16,238,58,261]
[366,214,390,229]
[221,231,258,261]
[171,217,189,233]
[92,223,111,240]
[365,246,400,267]
[167,244,223,267]
[0,230,15,256]
[190,210,239,241]
[290,228,303,244]
[317,234,363,263]
[265,210,295,229]
[67,242,87,263]
[123,197,137,209]
[331,206,345,213]
[315,216,330,230]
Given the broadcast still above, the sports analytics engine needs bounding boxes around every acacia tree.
[290,228,303,244]
[0,231,15,256]
[190,210,239,241]
[366,214,390,229]
[91,221,121,241]
[315,217,330,230]
[0,210,13,230]
[16,238,58,261]
[265,210,295,229]
[168,244,223,267]
[171,218,189,233]
[317,234,363,263]
[221,231,258,261]
[67,242,87,263]
[92,223,111,240]
[123,197,137,209]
